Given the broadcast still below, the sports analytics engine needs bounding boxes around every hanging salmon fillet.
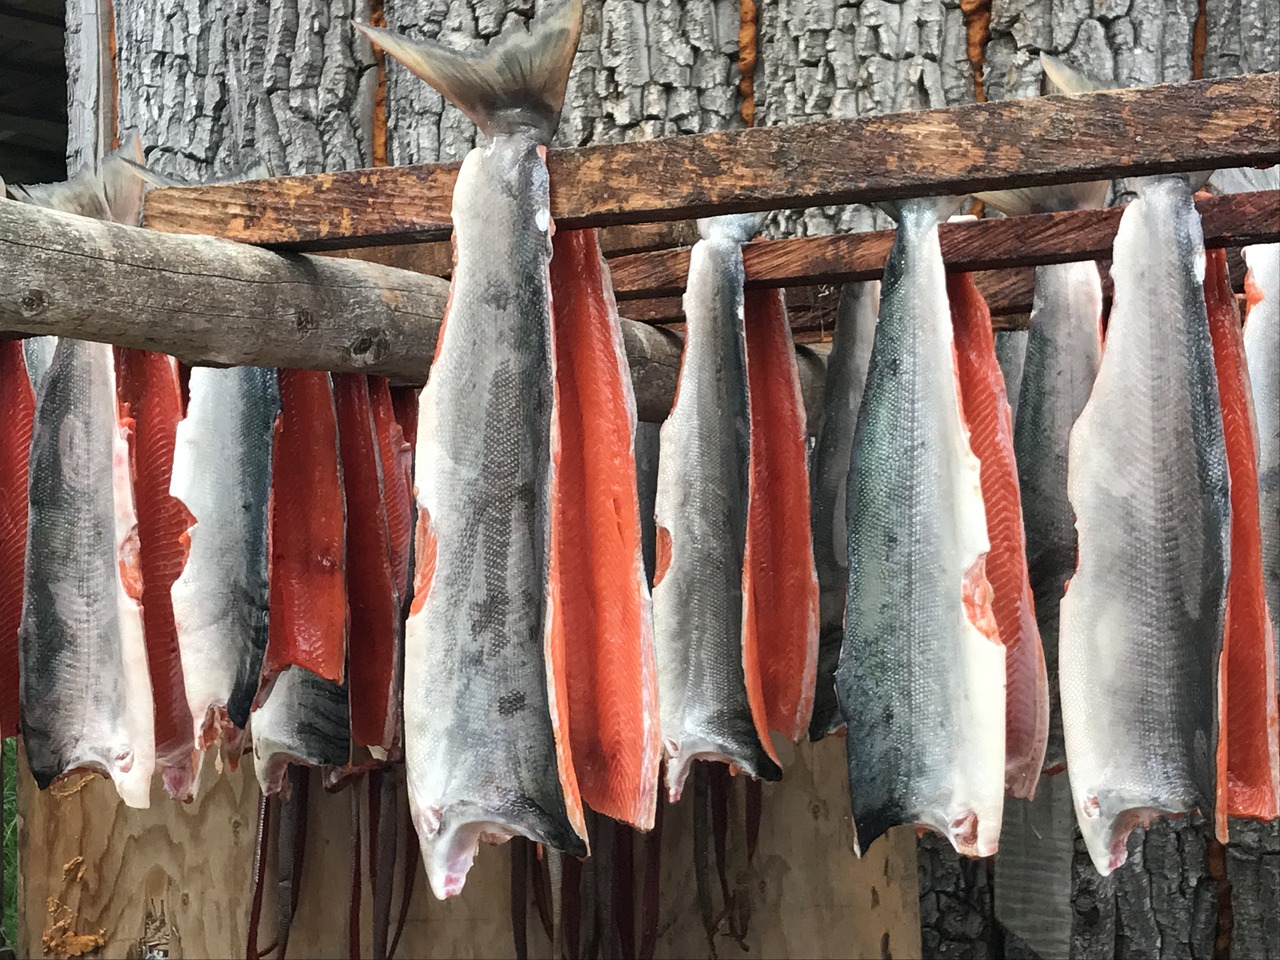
[547,227,660,830]
[742,288,819,743]
[0,340,34,739]
[115,348,199,800]
[1204,246,1280,836]
[947,273,1048,800]
[334,374,402,752]
[370,377,414,609]
[261,369,348,687]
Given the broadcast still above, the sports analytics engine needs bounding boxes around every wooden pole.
[139,73,1280,249]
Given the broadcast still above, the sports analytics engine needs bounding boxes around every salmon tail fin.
[975,181,1109,216]
[9,134,147,226]
[876,196,969,226]
[1039,53,1106,94]
[355,0,583,144]
[1210,165,1280,196]
[697,213,763,245]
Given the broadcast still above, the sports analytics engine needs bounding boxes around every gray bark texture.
[64,0,1280,957]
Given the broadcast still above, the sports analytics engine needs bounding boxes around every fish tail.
[697,214,763,245]
[975,181,1110,216]
[876,196,968,225]
[8,134,146,225]
[355,0,582,143]
[1039,53,1105,94]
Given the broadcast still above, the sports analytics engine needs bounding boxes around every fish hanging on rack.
[15,144,157,808]
[1059,172,1229,875]
[547,227,660,830]
[742,287,820,743]
[1203,245,1280,835]
[653,214,781,800]
[808,281,878,740]
[838,196,1006,859]
[357,0,589,899]
[0,336,34,741]
[993,331,1027,423]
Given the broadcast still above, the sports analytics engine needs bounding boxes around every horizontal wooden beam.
[606,191,1279,299]
[0,199,827,426]
[140,73,1280,249]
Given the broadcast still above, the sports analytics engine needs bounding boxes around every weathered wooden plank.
[607,191,1278,299]
[0,198,825,426]
[140,74,1280,249]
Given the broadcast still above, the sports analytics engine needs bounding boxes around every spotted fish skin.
[654,214,782,801]
[808,281,879,741]
[359,0,589,901]
[1060,176,1229,875]
[994,331,1027,423]
[170,367,280,741]
[838,197,1005,859]
[20,339,155,808]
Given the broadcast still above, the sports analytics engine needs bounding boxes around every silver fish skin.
[980,183,1108,776]
[994,773,1076,960]
[808,280,879,740]
[1243,243,1279,671]
[251,665,351,796]
[19,338,155,808]
[654,213,781,801]
[170,366,280,738]
[1060,176,1229,876]
[994,330,1028,423]
[359,0,588,901]
[839,196,1006,859]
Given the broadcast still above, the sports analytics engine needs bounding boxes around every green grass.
[2,737,15,948]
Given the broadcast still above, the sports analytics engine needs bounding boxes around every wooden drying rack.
[2,72,1278,416]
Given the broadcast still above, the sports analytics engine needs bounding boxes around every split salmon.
[370,377,413,609]
[1204,246,1280,834]
[948,272,1047,800]
[808,281,878,740]
[1060,175,1229,875]
[977,180,1109,777]
[251,665,352,795]
[654,215,781,801]
[115,348,198,800]
[261,369,348,687]
[15,145,156,808]
[994,331,1027,423]
[547,228,659,830]
[1244,243,1280,670]
[742,287,819,742]
[0,341,33,739]
[358,0,589,899]
[171,366,279,743]
[334,374,401,753]
[838,197,1005,859]
[636,421,661,587]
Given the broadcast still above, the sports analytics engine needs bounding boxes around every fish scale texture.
[115,348,198,801]
[838,199,1004,859]
[548,228,659,830]
[0,342,33,738]
[949,273,1048,801]
[20,339,154,808]
[406,136,584,902]
[654,222,781,803]
[1015,261,1103,775]
[1060,177,1229,875]
[807,282,879,740]
[1203,247,1280,831]
[170,367,279,738]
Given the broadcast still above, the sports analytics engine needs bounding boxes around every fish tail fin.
[697,213,763,245]
[1039,53,1107,94]
[9,133,147,226]
[876,196,968,225]
[355,0,582,143]
[976,181,1110,215]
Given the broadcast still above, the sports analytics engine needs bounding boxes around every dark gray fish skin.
[654,214,781,800]
[1015,261,1102,773]
[994,773,1075,958]
[170,366,280,735]
[20,338,154,807]
[808,281,879,741]
[839,196,1005,859]
[635,420,661,587]
[251,666,351,796]
[1060,175,1229,875]
[360,0,589,900]
[994,330,1028,423]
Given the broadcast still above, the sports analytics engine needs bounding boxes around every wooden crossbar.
[140,73,1280,250]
